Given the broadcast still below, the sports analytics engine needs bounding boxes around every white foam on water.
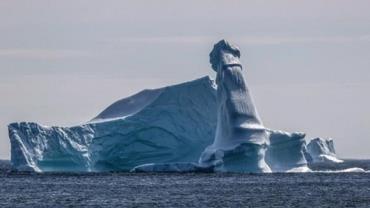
[285,166,312,173]
[313,167,367,173]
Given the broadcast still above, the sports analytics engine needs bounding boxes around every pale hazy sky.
[1,0,370,159]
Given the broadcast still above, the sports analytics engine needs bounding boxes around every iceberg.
[306,138,343,163]
[8,39,338,173]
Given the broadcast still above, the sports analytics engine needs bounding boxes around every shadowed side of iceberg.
[88,76,217,171]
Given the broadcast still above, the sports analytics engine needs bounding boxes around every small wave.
[313,167,367,173]
[286,166,369,173]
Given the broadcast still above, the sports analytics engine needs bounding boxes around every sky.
[1,0,370,159]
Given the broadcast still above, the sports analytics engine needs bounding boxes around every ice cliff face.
[9,122,94,172]
[9,77,217,172]
[306,138,343,163]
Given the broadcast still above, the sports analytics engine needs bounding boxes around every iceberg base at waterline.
[199,142,272,173]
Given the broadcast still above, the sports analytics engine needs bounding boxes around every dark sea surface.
[0,160,370,208]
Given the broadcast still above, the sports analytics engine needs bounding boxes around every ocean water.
[0,160,369,208]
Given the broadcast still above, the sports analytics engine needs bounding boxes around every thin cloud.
[109,35,370,45]
[238,35,370,45]
[0,49,91,59]
[108,36,211,44]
